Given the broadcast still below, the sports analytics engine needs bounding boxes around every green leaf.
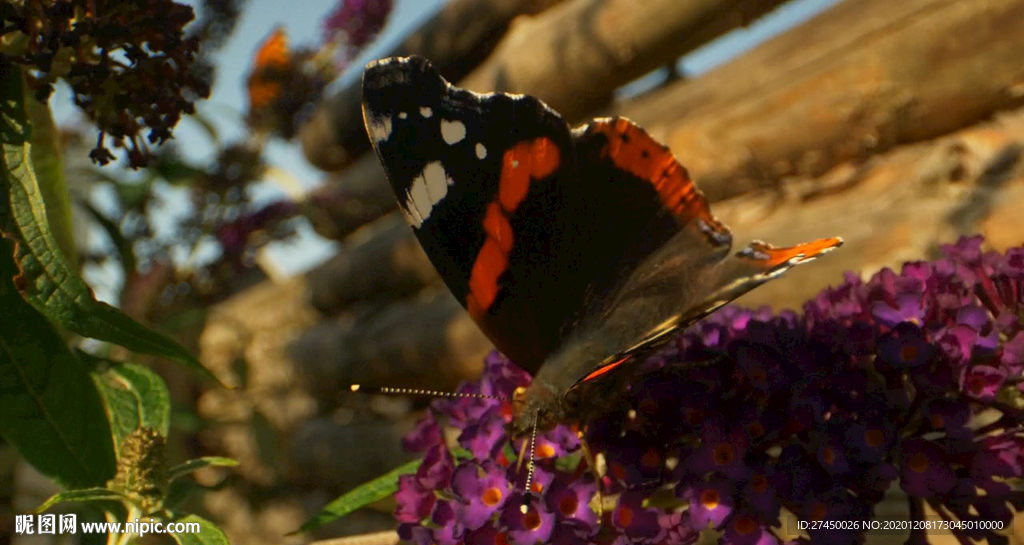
[33,487,128,514]
[151,152,207,187]
[168,515,230,545]
[168,457,238,482]
[87,355,171,451]
[114,175,155,210]
[0,64,222,385]
[185,110,220,145]
[80,201,137,277]
[74,165,154,211]
[163,467,233,515]
[0,236,117,487]
[25,93,76,264]
[294,458,421,534]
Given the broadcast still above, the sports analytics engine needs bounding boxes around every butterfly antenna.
[520,411,540,514]
[349,384,508,402]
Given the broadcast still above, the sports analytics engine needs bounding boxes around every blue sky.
[58,0,843,297]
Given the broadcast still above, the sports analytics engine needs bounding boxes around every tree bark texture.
[305,212,435,315]
[305,154,400,241]
[288,288,492,400]
[719,107,1024,310]
[613,0,1024,202]
[459,0,797,122]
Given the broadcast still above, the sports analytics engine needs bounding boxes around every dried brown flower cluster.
[1,0,213,167]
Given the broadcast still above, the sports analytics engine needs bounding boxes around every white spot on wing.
[398,111,407,119]
[441,119,466,145]
[367,115,392,142]
[403,161,453,228]
[422,161,450,203]
[367,57,396,69]
[475,143,487,159]
[420,106,432,118]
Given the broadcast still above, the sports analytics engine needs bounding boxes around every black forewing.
[362,57,577,372]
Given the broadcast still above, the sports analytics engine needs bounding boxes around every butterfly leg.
[577,427,605,517]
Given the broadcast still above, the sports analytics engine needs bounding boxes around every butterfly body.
[360,56,842,438]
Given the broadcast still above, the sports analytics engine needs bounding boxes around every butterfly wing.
[534,118,842,395]
[247,27,290,112]
[362,56,582,372]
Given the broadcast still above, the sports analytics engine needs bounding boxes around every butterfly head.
[508,383,566,438]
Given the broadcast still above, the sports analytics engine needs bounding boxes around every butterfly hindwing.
[532,118,842,396]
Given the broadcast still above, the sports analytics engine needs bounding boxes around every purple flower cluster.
[396,236,1024,545]
[322,0,393,50]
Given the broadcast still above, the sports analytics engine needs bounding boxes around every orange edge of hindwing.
[582,355,632,383]
[744,237,844,269]
[590,118,726,234]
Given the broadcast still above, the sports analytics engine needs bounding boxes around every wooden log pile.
[194,0,1024,542]
[611,0,1024,201]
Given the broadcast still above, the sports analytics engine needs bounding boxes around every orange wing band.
[467,137,560,318]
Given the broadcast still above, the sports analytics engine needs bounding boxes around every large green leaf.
[87,356,171,452]
[24,93,76,264]
[294,458,421,534]
[0,63,219,383]
[0,237,116,487]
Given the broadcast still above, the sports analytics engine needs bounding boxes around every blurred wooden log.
[289,288,493,403]
[300,0,565,172]
[722,107,1024,310]
[305,212,437,314]
[614,0,1024,203]
[460,0,795,123]
[310,532,400,545]
[305,154,398,241]
[196,278,423,542]
[287,418,413,490]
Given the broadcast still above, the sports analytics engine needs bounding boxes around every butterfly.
[360,55,841,445]
[246,27,290,113]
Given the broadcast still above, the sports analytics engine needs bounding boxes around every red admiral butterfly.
[360,55,841,443]
[247,27,290,112]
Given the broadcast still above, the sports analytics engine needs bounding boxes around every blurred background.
[6,0,1024,543]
